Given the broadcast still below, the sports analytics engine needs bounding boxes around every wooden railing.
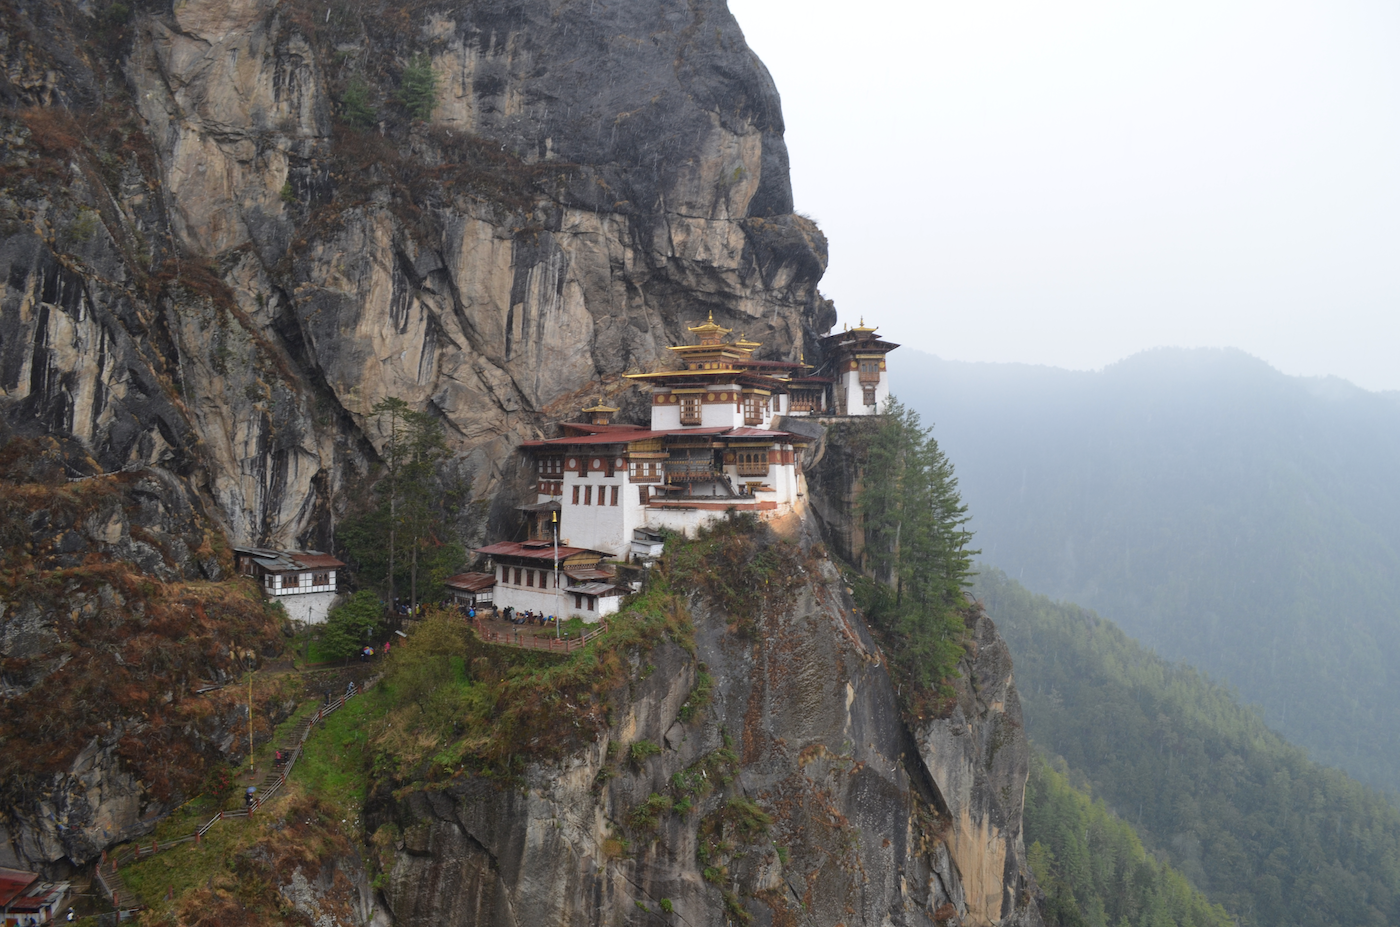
[471,618,607,653]
[97,676,381,908]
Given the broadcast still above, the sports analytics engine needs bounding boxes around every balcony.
[666,460,717,482]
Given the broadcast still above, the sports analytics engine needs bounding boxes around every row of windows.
[735,450,769,477]
[264,571,332,588]
[500,567,560,589]
[573,484,619,506]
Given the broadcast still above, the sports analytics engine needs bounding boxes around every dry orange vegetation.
[0,437,288,807]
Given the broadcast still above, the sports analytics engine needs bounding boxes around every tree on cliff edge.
[340,399,464,611]
[858,397,978,689]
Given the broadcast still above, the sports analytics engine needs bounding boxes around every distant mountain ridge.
[897,346,1400,792]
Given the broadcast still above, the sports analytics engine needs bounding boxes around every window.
[572,485,580,505]
[859,359,882,382]
[514,568,522,585]
[680,395,702,424]
[526,570,534,587]
[863,386,876,406]
[584,485,592,505]
[586,595,596,611]
[736,450,769,477]
[744,394,760,424]
[639,486,650,504]
[313,572,329,586]
[610,485,618,506]
[242,559,255,576]
[574,593,583,609]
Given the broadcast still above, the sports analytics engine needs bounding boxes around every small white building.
[475,540,629,622]
[444,572,496,609]
[233,548,344,625]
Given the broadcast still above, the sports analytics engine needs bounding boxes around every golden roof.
[688,311,733,345]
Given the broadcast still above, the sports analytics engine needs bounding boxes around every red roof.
[520,425,803,449]
[444,572,496,593]
[0,868,37,908]
[721,427,794,439]
[563,567,616,581]
[521,427,731,448]
[292,553,345,569]
[476,541,612,561]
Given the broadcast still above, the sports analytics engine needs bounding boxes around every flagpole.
[553,508,561,640]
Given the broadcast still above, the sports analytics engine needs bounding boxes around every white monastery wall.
[277,590,340,625]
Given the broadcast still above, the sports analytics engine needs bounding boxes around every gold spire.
[852,317,878,334]
[688,311,732,345]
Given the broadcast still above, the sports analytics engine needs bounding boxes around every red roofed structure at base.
[0,867,70,924]
[473,540,629,621]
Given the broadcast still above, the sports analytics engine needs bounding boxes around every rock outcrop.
[368,527,1041,927]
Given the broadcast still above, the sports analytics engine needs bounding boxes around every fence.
[471,617,607,653]
[95,676,381,908]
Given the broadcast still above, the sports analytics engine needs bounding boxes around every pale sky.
[727,0,1400,392]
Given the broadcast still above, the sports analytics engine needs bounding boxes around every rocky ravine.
[368,530,1041,927]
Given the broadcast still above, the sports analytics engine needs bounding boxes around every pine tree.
[398,53,438,122]
[856,397,979,689]
[340,77,378,129]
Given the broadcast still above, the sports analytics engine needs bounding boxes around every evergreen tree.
[340,399,465,610]
[398,53,438,122]
[340,77,378,129]
[856,398,979,690]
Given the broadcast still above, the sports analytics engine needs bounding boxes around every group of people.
[501,606,556,627]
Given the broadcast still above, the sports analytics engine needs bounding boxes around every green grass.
[120,806,253,908]
[289,692,376,816]
[120,694,377,911]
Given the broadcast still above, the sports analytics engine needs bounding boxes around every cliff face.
[2,0,831,551]
[2,0,828,875]
[368,527,1041,927]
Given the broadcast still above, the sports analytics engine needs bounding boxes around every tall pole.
[245,650,254,772]
[553,509,561,640]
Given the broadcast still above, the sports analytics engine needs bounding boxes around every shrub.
[629,739,661,767]
[320,591,383,661]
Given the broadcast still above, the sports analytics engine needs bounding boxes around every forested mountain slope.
[978,569,1400,927]
[899,347,1400,791]
[1023,754,1232,927]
